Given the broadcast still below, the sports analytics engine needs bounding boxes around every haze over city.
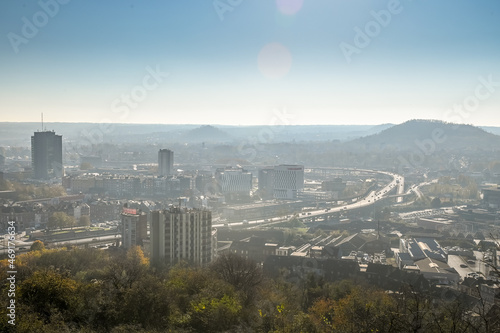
[2,1,500,332]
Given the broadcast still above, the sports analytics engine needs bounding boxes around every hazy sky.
[1,0,500,126]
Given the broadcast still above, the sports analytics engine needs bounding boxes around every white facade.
[273,165,304,200]
[215,168,252,195]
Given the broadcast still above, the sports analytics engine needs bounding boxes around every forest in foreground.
[1,244,499,333]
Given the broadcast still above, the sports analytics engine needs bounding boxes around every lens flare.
[258,42,293,79]
[276,0,304,15]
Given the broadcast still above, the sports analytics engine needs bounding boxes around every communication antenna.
[41,113,44,131]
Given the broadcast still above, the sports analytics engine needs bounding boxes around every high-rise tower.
[158,149,174,177]
[151,207,212,266]
[31,131,63,179]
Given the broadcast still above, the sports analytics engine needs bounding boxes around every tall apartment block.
[31,131,63,179]
[158,149,174,177]
[121,207,148,249]
[150,207,212,266]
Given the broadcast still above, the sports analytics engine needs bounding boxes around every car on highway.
[460,264,467,268]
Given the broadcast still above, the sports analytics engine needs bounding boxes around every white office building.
[215,168,252,195]
[273,165,304,200]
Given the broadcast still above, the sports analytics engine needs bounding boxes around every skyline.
[1,1,500,126]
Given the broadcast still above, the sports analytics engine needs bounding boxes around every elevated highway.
[214,168,405,228]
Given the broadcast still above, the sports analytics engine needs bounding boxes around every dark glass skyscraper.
[31,131,63,179]
[158,149,174,177]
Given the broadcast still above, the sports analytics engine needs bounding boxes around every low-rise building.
[229,236,278,263]
[263,256,359,282]
[399,237,459,284]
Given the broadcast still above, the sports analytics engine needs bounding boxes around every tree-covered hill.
[350,119,500,151]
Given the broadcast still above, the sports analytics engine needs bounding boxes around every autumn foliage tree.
[48,211,75,230]
[0,248,498,332]
[29,240,45,252]
[78,215,91,227]
[209,252,263,306]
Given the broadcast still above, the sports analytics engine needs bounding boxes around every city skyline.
[1,1,500,126]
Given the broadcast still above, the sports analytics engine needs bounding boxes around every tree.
[80,162,93,170]
[105,246,149,290]
[0,178,11,191]
[30,240,45,252]
[431,197,442,208]
[373,207,391,221]
[209,252,263,306]
[119,274,172,330]
[189,283,243,331]
[309,297,335,331]
[48,212,75,230]
[18,270,79,322]
[328,286,399,333]
[78,215,91,227]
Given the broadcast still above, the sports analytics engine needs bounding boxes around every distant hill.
[1,121,499,147]
[222,124,395,142]
[349,119,500,151]
[181,125,232,143]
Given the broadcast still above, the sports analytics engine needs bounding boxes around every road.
[0,234,121,255]
[48,234,121,248]
[399,207,460,220]
[214,169,404,229]
[393,179,439,207]
[472,250,491,277]
[0,233,34,255]
[448,253,491,280]
[448,255,476,278]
